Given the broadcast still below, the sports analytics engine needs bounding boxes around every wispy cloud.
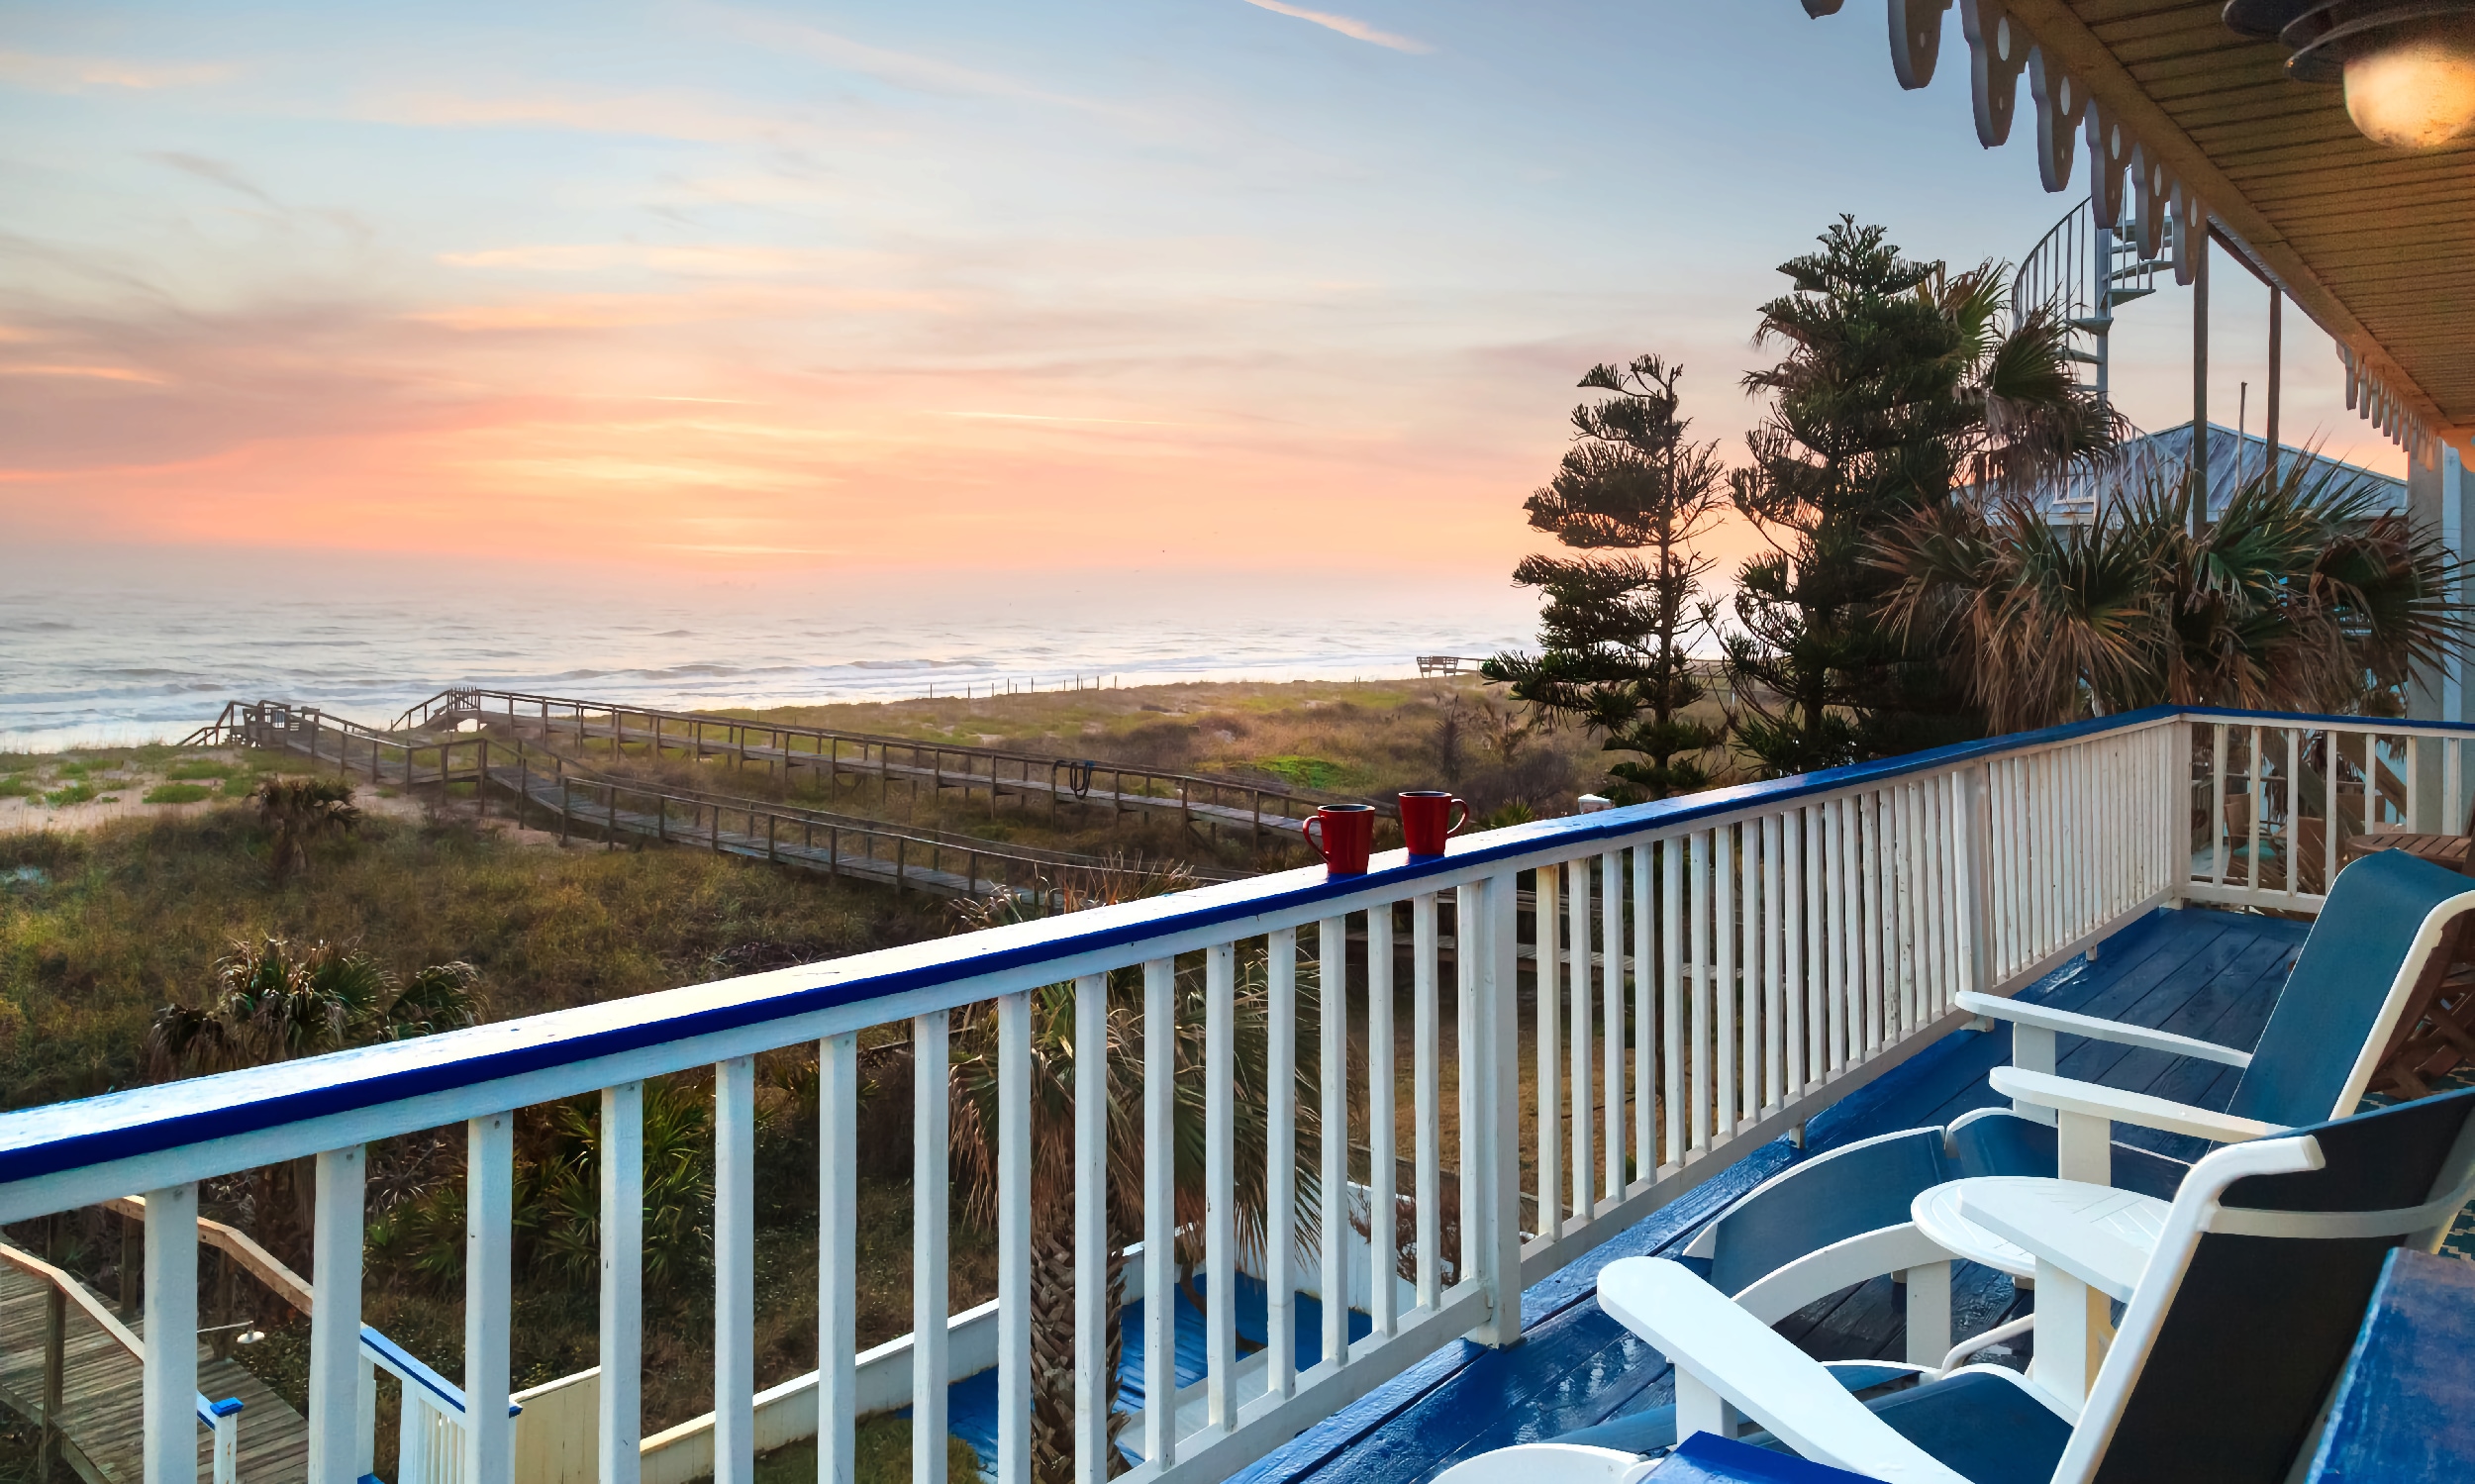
[0,363,166,384]
[0,50,236,93]
[148,151,281,208]
[709,6,1126,116]
[1239,0,1430,53]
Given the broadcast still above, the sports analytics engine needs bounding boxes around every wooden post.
[40,1216,64,1482]
[609,784,619,849]
[560,777,571,846]
[830,827,840,882]
[2192,231,2211,538]
[768,814,778,862]
[2265,287,2283,485]
[896,838,906,893]
[478,739,489,820]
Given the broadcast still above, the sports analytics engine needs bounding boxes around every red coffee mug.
[1399,791,1469,856]
[1302,803,1377,875]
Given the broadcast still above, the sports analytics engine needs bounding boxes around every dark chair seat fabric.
[1857,1371,2072,1484]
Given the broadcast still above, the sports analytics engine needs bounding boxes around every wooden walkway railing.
[187,701,1240,905]
[0,1241,288,1483]
[388,686,1385,841]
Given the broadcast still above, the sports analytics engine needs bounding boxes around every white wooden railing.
[2178,708,2475,914]
[0,706,2386,1484]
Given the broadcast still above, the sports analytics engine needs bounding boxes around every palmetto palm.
[1873,455,2464,733]
[945,865,1321,1483]
[147,937,482,1076]
[249,775,362,885]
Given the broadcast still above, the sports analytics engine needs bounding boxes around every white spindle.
[1266,930,1298,1398]
[1632,843,1655,1182]
[2288,729,2305,901]
[1736,823,1756,1124]
[820,1038,857,1484]
[1457,884,1481,1259]
[1535,864,1560,1234]
[717,1056,755,1484]
[1689,831,1711,1153]
[998,994,1031,1484]
[309,1145,364,1484]
[1569,860,1591,1227]
[1413,895,1441,1307]
[1368,903,1398,1336]
[2211,725,2229,884]
[1072,975,1107,1482]
[602,1082,644,1484]
[1661,836,1684,1168]
[465,1114,514,1484]
[1762,814,1782,1111]
[1206,941,1237,1431]
[1716,824,1737,1136]
[914,1014,949,1484]
[1141,959,1176,1466]
[1602,848,1622,1203]
[144,1182,199,1484]
[1829,798,1850,1073]
[1321,915,1349,1367]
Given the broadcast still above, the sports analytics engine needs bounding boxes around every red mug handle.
[1302,813,1328,861]
[1446,798,1469,836]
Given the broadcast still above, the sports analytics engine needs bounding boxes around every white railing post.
[466,1113,515,1484]
[144,1182,199,1484]
[716,1056,756,1484]
[601,1081,644,1484]
[1319,914,1348,1372]
[914,1012,951,1484]
[997,992,1033,1484]
[1205,942,1238,1432]
[1412,895,1441,1309]
[1072,974,1109,1483]
[1140,960,1176,1468]
[820,1036,859,1484]
[1367,902,1397,1338]
[1265,930,1297,1400]
[356,1356,376,1482]
[1470,870,1524,1346]
[1958,762,1992,999]
[308,1145,365,1484]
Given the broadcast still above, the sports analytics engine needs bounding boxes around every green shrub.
[145,783,215,804]
[0,776,36,799]
[164,759,238,781]
[0,753,38,774]
[44,781,96,807]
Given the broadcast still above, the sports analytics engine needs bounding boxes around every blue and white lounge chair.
[1958,847,2475,1189]
[1438,1083,2475,1484]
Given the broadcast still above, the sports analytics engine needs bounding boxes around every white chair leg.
[1903,1261,1951,1368]
[1674,1366,1738,1442]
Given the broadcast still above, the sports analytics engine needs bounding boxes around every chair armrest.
[1595,1257,1971,1484]
[1987,1067,2283,1144]
[1953,992,2252,1068]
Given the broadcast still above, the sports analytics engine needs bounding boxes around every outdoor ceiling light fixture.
[2225,1,2475,148]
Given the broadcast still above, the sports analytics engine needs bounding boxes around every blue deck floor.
[1231,904,2318,1484]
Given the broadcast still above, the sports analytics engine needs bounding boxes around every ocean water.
[0,548,1541,750]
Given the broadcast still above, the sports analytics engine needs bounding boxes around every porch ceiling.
[1814,1,2475,460]
[2024,2,2475,449]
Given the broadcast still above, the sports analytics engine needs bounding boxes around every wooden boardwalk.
[197,700,1244,903]
[398,686,1371,840]
[0,1262,306,1484]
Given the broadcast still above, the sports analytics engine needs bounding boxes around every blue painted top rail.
[0,703,2436,1191]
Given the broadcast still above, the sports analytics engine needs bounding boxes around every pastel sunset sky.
[0,1,2397,584]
